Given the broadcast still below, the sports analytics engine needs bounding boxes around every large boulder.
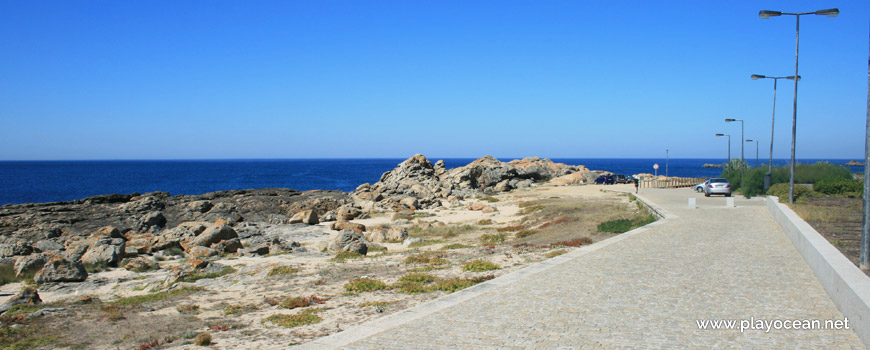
[81,238,125,267]
[32,240,64,253]
[33,256,87,283]
[328,230,369,255]
[336,206,361,221]
[330,221,366,232]
[139,211,167,230]
[189,220,238,248]
[90,226,124,240]
[289,210,319,225]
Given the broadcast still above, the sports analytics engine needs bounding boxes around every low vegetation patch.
[545,249,568,258]
[434,275,494,293]
[264,309,324,328]
[344,277,388,292]
[224,304,258,315]
[194,333,212,346]
[497,225,525,233]
[267,266,299,276]
[111,286,204,306]
[279,295,326,310]
[176,304,200,314]
[479,196,499,203]
[479,233,506,245]
[178,266,236,283]
[440,243,472,250]
[477,219,494,225]
[768,183,817,203]
[597,213,656,234]
[403,252,448,265]
[330,251,364,263]
[0,264,23,286]
[515,230,536,239]
[550,237,593,247]
[462,260,500,272]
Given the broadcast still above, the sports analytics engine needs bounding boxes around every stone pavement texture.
[305,188,865,349]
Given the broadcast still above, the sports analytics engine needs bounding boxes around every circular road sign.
[653,163,659,170]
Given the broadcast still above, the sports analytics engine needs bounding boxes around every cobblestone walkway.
[304,188,865,349]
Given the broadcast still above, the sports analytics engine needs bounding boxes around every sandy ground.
[0,183,639,349]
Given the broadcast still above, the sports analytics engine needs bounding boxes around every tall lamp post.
[759,7,839,203]
[715,133,731,176]
[746,139,759,167]
[750,74,799,190]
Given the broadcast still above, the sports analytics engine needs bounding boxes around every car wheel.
[725,193,731,197]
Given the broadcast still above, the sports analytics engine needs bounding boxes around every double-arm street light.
[725,118,744,181]
[746,139,759,167]
[715,133,731,175]
[750,74,799,190]
[759,7,838,203]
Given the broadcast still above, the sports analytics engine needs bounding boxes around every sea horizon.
[0,157,862,206]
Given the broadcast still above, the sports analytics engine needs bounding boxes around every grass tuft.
[111,286,203,306]
[344,277,388,292]
[330,251,364,263]
[264,309,323,328]
[462,260,500,272]
[267,266,299,277]
[178,266,236,283]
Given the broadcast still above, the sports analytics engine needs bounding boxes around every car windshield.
[710,178,728,183]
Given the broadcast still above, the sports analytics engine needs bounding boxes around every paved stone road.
[304,188,865,349]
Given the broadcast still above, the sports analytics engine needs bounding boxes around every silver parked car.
[704,178,732,197]
[693,181,707,192]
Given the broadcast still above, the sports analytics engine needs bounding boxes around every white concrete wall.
[766,196,870,347]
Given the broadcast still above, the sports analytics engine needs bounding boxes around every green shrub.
[267,266,299,276]
[767,183,817,203]
[477,219,494,225]
[814,179,863,196]
[111,286,203,306]
[194,333,212,346]
[462,260,500,272]
[344,277,387,292]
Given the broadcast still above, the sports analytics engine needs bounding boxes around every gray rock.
[191,223,238,247]
[212,237,242,253]
[328,230,369,255]
[140,211,167,229]
[33,256,87,283]
[0,287,41,315]
[32,240,64,253]
[289,210,319,225]
[0,242,32,258]
[14,253,48,277]
[81,238,125,267]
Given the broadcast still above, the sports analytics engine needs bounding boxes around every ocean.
[0,158,860,205]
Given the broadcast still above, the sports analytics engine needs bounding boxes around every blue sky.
[1,1,868,160]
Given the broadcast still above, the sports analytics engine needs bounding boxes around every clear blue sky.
[1,0,868,160]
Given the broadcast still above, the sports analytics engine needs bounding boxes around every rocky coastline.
[0,154,651,348]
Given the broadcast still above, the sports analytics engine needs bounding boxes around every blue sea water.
[0,158,860,205]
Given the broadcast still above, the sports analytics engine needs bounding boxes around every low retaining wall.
[766,196,870,346]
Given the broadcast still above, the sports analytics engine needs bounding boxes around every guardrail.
[639,177,706,189]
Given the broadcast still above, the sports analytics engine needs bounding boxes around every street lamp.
[751,74,799,190]
[716,133,731,175]
[666,149,669,177]
[746,139,759,167]
[759,7,838,203]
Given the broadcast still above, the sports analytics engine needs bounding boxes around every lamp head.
[715,133,725,137]
[787,75,801,81]
[725,118,736,122]
[751,74,765,80]
[759,10,782,19]
[746,139,754,142]
[815,8,839,17]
